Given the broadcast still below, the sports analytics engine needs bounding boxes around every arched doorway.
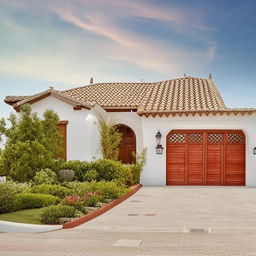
[116,124,136,164]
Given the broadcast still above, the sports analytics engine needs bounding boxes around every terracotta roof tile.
[4,96,29,105]
[62,76,226,112]
[5,76,256,116]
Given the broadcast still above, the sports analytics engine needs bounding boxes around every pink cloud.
[50,0,217,73]
[0,0,217,80]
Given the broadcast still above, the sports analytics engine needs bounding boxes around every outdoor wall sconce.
[253,147,256,155]
[155,131,164,154]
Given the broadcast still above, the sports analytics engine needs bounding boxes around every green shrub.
[129,148,147,184]
[14,193,61,210]
[84,195,101,207]
[59,159,132,185]
[83,169,98,182]
[31,184,71,198]
[33,169,57,185]
[40,205,77,224]
[98,118,122,160]
[66,181,129,200]
[0,105,62,182]
[87,159,132,185]
[0,181,31,213]
[57,169,75,182]
[58,161,90,181]
[93,181,129,199]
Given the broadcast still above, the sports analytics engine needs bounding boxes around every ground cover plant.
[0,107,146,225]
[0,153,146,224]
[0,180,131,224]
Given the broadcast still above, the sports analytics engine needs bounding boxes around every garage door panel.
[187,178,204,185]
[206,174,221,185]
[167,180,186,185]
[167,164,185,172]
[167,153,186,164]
[166,161,186,185]
[225,174,245,185]
[187,163,204,185]
[206,144,222,185]
[166,167,186,184]
[187,145,203,163]
[166,130,245,186]
[166,145,186,164]
[225,163,245,171]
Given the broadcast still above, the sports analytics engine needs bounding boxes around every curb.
[63,184,142,229]
[0,221,62,234]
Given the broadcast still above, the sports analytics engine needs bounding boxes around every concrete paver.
[1,186,256,255]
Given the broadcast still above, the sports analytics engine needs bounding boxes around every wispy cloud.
[0,0,217,83]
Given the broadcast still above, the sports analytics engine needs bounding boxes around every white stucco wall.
[29,96,256,187]
[30,97,143,161]
[140,114,256,187]
[31,95,95,161]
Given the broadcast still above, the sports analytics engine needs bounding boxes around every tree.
[98,117,122,160]
[0,104,62,182]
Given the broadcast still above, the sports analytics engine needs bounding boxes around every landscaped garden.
[0,105,146,225]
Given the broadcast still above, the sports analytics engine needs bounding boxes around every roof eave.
[12,89,95,111]
[137,109,256,117]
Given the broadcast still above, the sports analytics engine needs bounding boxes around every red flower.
[63,195,80,205]
[82,191,101,201]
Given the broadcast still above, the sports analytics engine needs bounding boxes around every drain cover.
[128,213,139,216]
[187,228,211,233]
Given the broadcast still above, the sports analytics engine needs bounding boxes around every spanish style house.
[5,76,256,186]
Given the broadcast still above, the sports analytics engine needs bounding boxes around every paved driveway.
[1,186,256,255]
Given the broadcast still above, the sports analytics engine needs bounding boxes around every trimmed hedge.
[66,181,130,200]
[88,159,132,185]
[0,181,31,213]
[40,205,77,224]
[59,159,133,185]
[14,193,61,210]
[31,184,71,199]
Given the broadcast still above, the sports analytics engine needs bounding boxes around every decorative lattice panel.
[208,133,223,143]
[189,133,203,143]
[228,133,245,143]
[169,134,186,143]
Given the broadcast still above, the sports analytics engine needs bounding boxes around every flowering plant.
[62,195,80,205]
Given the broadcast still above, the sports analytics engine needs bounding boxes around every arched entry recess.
[116,124,136,164]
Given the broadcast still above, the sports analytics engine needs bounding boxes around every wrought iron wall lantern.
[155,131,164,154]
[253,147,256,155]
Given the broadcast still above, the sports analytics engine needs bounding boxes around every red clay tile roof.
[4,76,256,116]
[4,96,30,105]
[62,77,226,111]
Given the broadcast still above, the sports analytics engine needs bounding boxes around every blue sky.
[0,0,256,117]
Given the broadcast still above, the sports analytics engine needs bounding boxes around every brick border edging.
[63,184,142,229]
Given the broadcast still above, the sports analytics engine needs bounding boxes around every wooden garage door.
[166,130,245,186]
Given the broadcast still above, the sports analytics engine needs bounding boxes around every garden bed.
[0,184,141,227]
[63,184,142,228]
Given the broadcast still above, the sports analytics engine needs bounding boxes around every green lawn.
[0,208,43,225]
